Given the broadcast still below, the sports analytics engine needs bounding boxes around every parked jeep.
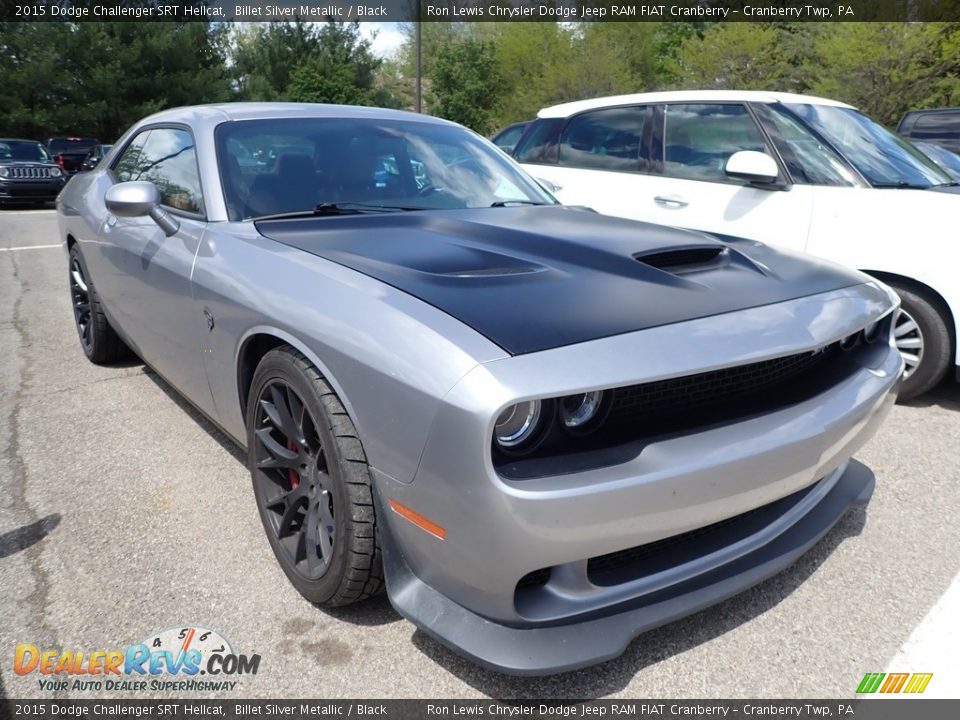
[0,139,66,207]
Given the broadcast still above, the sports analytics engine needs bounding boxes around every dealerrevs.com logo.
[14,625,260,692]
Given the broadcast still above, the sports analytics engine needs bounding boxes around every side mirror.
[725,151,780,186]
[104,181,179,236]
[536,177,562,194]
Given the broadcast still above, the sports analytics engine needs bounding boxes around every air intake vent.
[636,246,725,272]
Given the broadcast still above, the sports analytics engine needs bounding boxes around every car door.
[619,102,813,253]
[97,126,216,414]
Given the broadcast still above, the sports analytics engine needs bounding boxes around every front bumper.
[0,180,64,202]
[378,458,874,675]
[375,283,901,674]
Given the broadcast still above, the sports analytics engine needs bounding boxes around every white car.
[517,90,959,400]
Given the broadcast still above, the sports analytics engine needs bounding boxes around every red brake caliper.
[287,439,300,489]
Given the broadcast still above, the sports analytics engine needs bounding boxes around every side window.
[113,131,152,182]
[134,129,204,215]
[911,113,960,145]
[559,107,645,172]
[513,118,562,164]
[755,104,858,187]
[663,104,769,183]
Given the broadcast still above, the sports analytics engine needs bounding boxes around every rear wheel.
[247,346,384,606]
[68,245,131,363]
[889,283,952,401]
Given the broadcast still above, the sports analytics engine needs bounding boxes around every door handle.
[654,195,689,209]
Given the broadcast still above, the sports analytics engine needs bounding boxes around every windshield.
[913,142,960,181]
[48,138,97,154]
[215,117,554,221]
[0,141,51,162]
[786,104,951,188]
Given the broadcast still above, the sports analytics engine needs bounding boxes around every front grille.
[587,481,817,586]
[608,346,834,426]
[6,166,55,179]
[514,480,818,595]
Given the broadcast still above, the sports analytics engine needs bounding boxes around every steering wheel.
[417,184,443,197]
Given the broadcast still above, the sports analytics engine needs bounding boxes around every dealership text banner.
[4,700,960,720]
[7,0,960,23]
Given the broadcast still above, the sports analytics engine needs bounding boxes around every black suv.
[897,108,960,154]
[0,139,66,207]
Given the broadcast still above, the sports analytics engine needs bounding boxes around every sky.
[359,22,406,58]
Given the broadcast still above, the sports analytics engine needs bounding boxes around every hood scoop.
[635,246,726,273]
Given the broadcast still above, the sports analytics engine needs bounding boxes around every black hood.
[256,206,866,355]
[0,161,58,168]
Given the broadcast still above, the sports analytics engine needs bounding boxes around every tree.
[669,23,794,91]
[0,21,230,140]
[231,21,321,101]
[429,37,501,134]
[285,22,386,105]
[808,22,960,126]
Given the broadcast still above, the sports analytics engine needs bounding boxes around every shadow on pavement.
[0,514,61,560]
[142,369,246,465]
[901,377,960,412]
[142,368,402,628]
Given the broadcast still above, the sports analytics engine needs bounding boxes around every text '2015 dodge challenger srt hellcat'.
[57,103,903,675]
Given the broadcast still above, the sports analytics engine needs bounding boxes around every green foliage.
[5,19,960,142]
[669,23,795,91]
[231,21,321,101]
[0,21,230,141]
[807,23,959,126]
[283,22,388,106]
[429,37,501,134]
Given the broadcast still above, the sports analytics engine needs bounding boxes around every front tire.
[889,283,952,401]
[68,244,131,363]
[247,346,384,606]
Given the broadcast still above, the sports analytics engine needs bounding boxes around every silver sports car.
[57,103,902,675]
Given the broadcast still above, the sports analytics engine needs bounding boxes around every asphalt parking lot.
[1,208,959,700]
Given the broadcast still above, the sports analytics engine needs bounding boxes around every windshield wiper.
[933,181,960,187]
[489,200,549,207]
[870,181,932,189]
[253,202,424,221]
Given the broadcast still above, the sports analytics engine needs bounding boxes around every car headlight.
[558,390,609,434]
[0,167,9,178]
[49,167,62,178]
[494,399,551,454]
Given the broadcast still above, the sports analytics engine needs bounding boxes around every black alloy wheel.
[67,244,130,363]
[70,253,93,353]
[247,346,384,606]
[253,379,336,579]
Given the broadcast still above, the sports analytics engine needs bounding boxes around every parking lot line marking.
[886,570,960,698]
[0,244,61,252]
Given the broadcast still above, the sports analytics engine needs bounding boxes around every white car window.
[759,105,859,187]
[558,106,646,172]
[663,104,768,183]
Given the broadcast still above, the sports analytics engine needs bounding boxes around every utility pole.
[415,7,422,113]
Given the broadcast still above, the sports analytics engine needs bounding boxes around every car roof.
[901,107,960,116]
[538,90,855,118]
[0,138,45,143]
[136,102,460,129]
